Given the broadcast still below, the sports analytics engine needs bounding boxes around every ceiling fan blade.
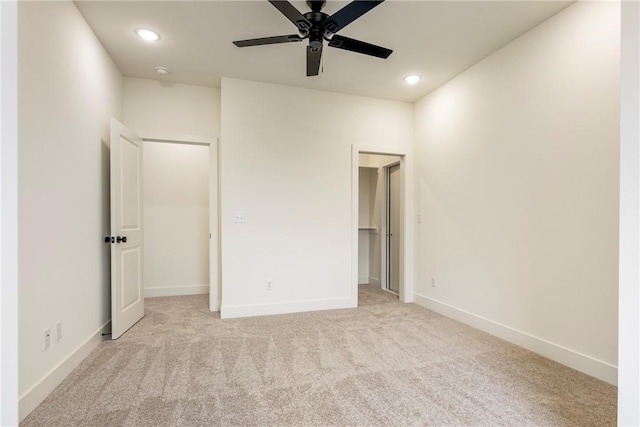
[268,0,312,32]
[233,34,303,47]
[323,1,385,35]
[307,44,323,76]
[328,34,392,58]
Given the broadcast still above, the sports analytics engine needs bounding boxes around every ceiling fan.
[233,0,392,77]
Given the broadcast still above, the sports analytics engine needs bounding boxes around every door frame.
[351,145,413,305]
[141,132,220,312]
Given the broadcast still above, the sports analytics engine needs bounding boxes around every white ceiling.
[75,1,572,103]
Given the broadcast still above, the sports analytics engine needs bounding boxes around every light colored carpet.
[22,285,616,426]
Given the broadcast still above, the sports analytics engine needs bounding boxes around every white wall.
[358,168,372,227]
[220,78,412,317]
[1,1,19,424]
[143,141,209,297]
[123,77,220,140]
[619,0,640,423]
[414,1,620,384]
[18,1,123,419]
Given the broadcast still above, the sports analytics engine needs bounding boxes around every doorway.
[355,151,405,304]
[143,141,210,299]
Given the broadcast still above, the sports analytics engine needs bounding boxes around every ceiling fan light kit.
[233,0,392,77]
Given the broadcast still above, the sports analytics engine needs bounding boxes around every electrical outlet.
[55,321,62,342]
[417,213,422,224]
[234,212,246,223]
[431,277,436,288]
[44,328,51,349]
[266,279,273,291]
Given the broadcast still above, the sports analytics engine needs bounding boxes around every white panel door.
[110,119,144,339]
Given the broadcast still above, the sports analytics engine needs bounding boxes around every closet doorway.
[142,137,218,310]
[356,152,405,301]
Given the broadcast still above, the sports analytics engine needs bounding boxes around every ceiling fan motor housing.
[304,11,330,43]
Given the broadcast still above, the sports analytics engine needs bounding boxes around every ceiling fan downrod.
[307,0,326,13]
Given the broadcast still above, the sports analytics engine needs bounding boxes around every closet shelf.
[358,227,378,232]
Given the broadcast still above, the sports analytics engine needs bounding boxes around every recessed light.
[155,66,170,76]
[404,75,421,85]
[135,28,160,42]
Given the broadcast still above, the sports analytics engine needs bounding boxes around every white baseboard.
[221,297,354,319]
[369,276,381,287]
[19,321,110,421]
[358,275,369,285]
[413,293,617,385]
[144,284,209,298]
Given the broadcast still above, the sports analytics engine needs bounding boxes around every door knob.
[116,236,127,243]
